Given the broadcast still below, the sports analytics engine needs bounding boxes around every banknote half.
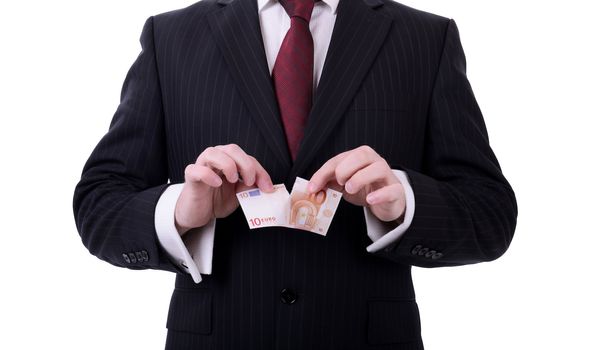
[236,184,290,229]
[288,177,342,235]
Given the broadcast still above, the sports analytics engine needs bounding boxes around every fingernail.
[267,182,274,191]
[264,180,274,191]
[215,178,223,187]
[345,182,354,193]
[366,194,376,204]
[308,182,318,193]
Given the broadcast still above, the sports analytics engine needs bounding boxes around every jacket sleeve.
[72,16,186,274]
[371,19,518,267]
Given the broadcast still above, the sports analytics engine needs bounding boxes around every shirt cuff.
[154,183,217,283]
[364,169,415,253]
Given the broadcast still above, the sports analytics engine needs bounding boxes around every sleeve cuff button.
[432,252,443,260]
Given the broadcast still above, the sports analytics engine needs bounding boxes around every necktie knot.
[278,0,319,23]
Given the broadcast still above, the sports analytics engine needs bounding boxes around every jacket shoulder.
[380,0,451,29]
[152,0,220,28]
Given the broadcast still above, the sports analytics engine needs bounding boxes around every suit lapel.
[208,0,392,179]
[207,0,292,168]
[288,0,392,182]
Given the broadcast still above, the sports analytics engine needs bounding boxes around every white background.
[1,0,589,349]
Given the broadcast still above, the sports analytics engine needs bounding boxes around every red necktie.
[272,0,318,160]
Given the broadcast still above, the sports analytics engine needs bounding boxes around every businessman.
[73,0,518,348]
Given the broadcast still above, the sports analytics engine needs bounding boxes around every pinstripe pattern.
[72,0,517,348]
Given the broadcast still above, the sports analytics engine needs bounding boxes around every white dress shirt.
[154,0,416,283]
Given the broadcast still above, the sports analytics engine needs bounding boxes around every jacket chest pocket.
[166,288,213,335]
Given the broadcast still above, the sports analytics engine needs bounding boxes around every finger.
[231,162,273,194]
[366,183,405,206]
[215,144,258,186]
[334,147,381,188]
[325,179,344,193]
[184,164,223,188]
[235,180,255,193]
[307,151,351,193]
[251,157,274,192]
[196,147,239,183]
[344,161,394,195]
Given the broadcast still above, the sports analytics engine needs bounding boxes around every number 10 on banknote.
[236,177,343,236]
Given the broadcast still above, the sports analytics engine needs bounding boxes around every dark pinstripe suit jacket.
[73,0,518,348]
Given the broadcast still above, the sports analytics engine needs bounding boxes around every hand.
[175,144,274,236]
[308,145,406,223]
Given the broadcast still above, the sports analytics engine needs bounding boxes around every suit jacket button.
[135,251,144,262]
[129,252,137,263]
[411,245,422,255]
[418,247,429,256]
[280,288,297,305]
[122,253,131,264]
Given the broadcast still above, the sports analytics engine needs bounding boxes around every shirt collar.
[258,0,339,15]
